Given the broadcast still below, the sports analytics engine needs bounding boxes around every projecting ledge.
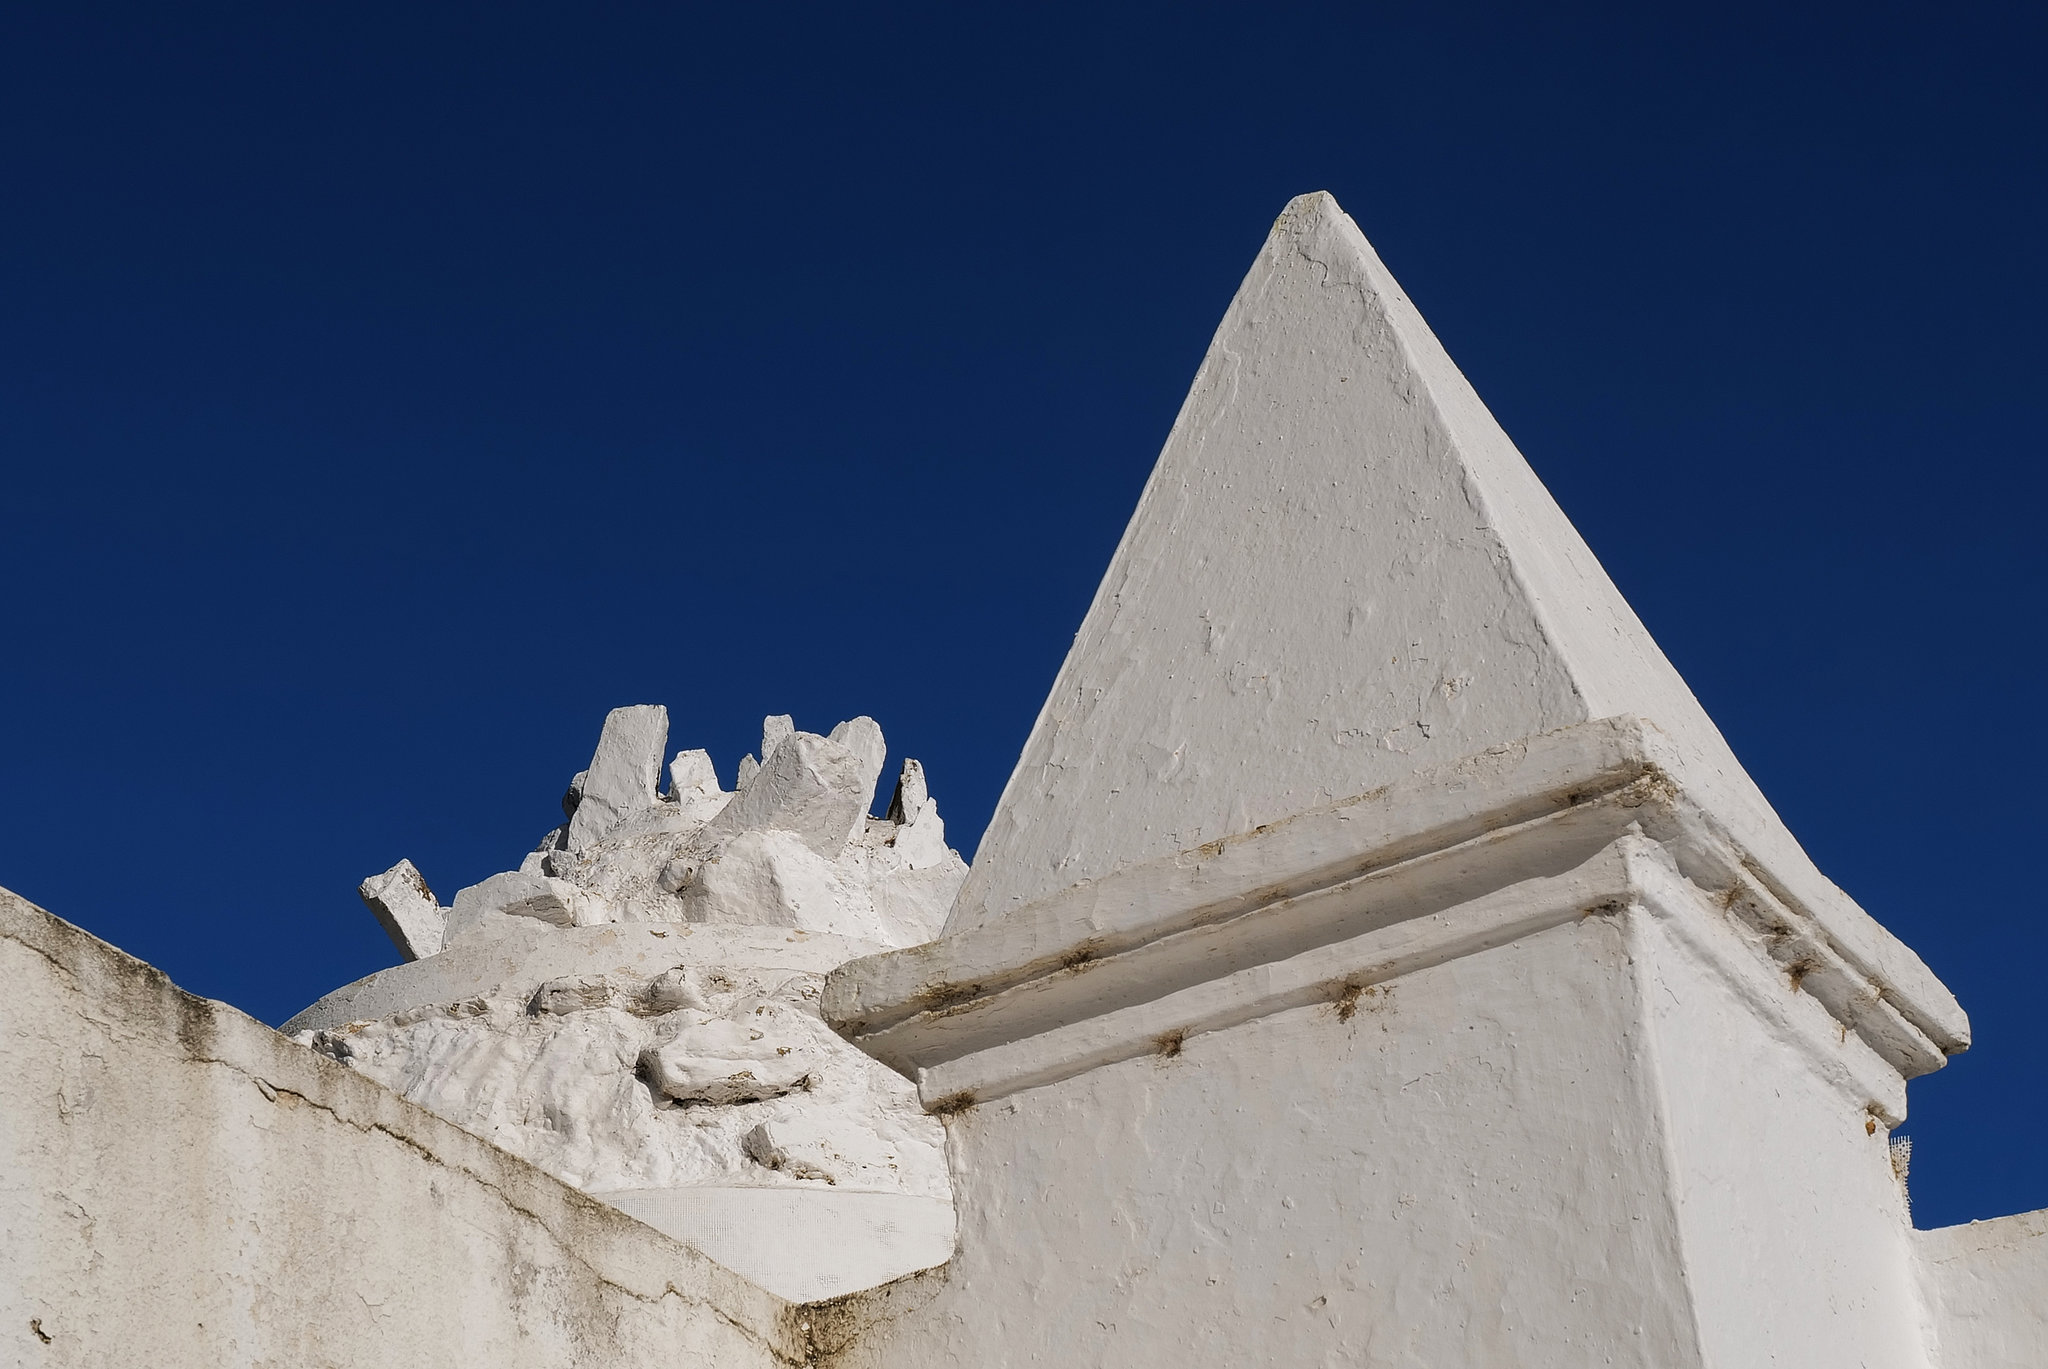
[823,716,1964,1111]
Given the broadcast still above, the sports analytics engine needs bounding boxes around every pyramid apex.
[944,193,1963,1051]
[1276,188,1343,223]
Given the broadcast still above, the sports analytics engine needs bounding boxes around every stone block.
[667,748,722,800]
[639,1008,818,1105]
[885,757,929,825]
[713,731,871,858]
[828,716,887,818]
[645,966,711,1013]
[891,794,953,872]
[446,871,595,944]
[530,974,624,1015]
[742,1119,839,1184]
[676,829,838,930]
[566,704,669,850]
[358,859,445,961]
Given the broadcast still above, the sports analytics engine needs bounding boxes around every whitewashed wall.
[823,847,1942,1367]
[1914,1210,2048,1368]
[0,887,808,1369]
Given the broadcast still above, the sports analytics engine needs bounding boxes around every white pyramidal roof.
[948,191,1958,1040]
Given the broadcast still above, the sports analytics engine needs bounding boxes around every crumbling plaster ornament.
[290,706,965,1299]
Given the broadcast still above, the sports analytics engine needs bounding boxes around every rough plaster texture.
[1914,1210,2048,1368]
[950,190,1961,1062]
[294,708,963,1301]
[0,885,810,1368]
[824,833,1964,1367]
[1632,867,1934,1367]
[833,911,1705,1366]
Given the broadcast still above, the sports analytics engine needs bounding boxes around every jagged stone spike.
[564,704,668,850]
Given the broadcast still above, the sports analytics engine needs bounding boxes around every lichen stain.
[1333,982,1386,1022]
[928,1090,975,1117]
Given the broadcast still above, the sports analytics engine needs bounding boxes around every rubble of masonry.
[293,704,962,1205]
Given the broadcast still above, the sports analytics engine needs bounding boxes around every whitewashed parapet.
[0,884,807,1366]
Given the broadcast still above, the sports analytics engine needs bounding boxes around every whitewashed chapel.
[5,193,2042,1366]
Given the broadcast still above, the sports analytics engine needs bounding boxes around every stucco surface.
[1634,876,1933,1368]
[826,913,1707,1367]
[0,885,807,1369]
[1915,1209,2048,1369]
[821,825,2011,1367]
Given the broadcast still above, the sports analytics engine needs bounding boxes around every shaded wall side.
[0,890,802,1369]
[1914,1210,2048,1369]
[1631,897,1933,1368]
[825,916,1704,1367]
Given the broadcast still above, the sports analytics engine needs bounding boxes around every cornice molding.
[824,717,1962,1109]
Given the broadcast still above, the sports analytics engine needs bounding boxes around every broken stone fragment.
[735,753,760,787]
[516,827,564,876]
[666,748,722,801]
[711,730,873,858]
[358,859,445,962]
[565,704,669,850]
[675,829,841,930]
[655,855,701,895]
[638,1009,817,1105]
[445,871,598,944]
[885,757,929,826]
[529,974,622,1015]
[892,796,954,872]
[644,966,710,1013]
[655,856,704,897]
[828,716,887,820]
[742,1120,839,1184]
[759,714,795,763]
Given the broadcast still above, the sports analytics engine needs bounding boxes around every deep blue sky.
[3,3,2042,1230]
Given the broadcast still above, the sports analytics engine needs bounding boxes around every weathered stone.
[677,829,841,930]
[712,730,871,858]
[828,716,887,819]
[358,858,444,961]
[890,792,953,872]
[645,965,711,1013]
[565,704,668,850]
[667,748,722,801]
[530,974,623,1015]
[655,854,702,895]
[885,757,929,825]
[743,1119,838,1183]
[446,871,594,944]
[639,1007,818,1105]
